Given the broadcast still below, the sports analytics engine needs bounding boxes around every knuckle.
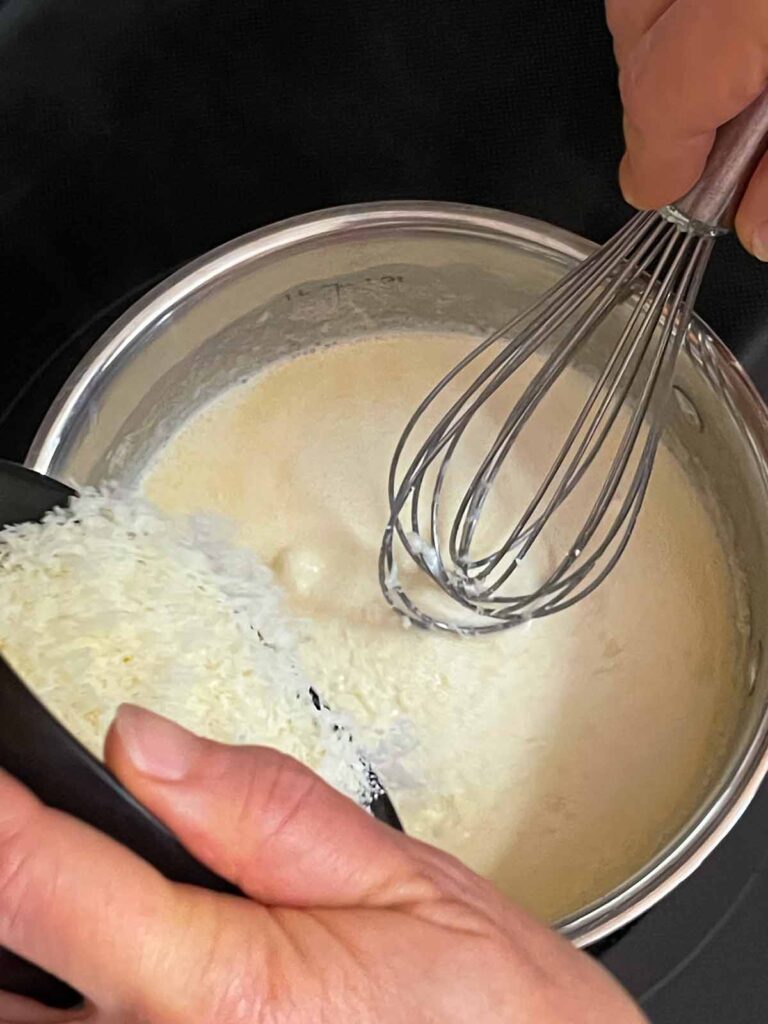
[255,754,322,848]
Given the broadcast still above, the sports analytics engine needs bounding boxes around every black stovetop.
[1,1,766,1019]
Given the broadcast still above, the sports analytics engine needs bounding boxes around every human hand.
[606,0,768,257]
[0,705,646,1023]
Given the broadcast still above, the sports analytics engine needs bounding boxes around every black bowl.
[0,461,401,1007]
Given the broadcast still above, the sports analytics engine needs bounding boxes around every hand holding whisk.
[380,91,768,636]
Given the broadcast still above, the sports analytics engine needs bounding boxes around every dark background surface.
[0,0,766,1020]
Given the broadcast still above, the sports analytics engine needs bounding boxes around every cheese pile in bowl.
[0,488,405,805]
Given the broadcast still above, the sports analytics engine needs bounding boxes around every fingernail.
[114,704,199,781]
[751,224,768,262]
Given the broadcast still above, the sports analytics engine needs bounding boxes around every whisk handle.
[667,88,768,233]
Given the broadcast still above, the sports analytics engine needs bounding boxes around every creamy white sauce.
[144,331,742,922]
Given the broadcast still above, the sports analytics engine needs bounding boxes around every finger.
[0,989,89,1023]
[617,0,768,207]
[605,0,676,62]
[0,767,246,1013]
[619,119,715,210]
[106,705,436,908]
[735,149,768,259]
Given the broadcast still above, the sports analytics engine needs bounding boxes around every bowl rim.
[26,199,768,947]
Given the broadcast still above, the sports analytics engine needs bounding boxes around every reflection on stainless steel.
[26,201,768,946]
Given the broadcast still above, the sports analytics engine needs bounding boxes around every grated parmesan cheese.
[0,487,384,804]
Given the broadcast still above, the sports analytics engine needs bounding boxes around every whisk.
[380,91,768,635]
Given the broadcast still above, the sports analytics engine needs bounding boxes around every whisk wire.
[447,216,674,572]
[387,214,660,524]
[380,213,719,633]
[546,236,715,616]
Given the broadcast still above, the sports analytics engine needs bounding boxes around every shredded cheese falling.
[0,488,386,804]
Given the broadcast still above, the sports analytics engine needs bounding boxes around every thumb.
[105,705,432,909]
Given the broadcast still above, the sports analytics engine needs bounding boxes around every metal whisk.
[380,91,768,635]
